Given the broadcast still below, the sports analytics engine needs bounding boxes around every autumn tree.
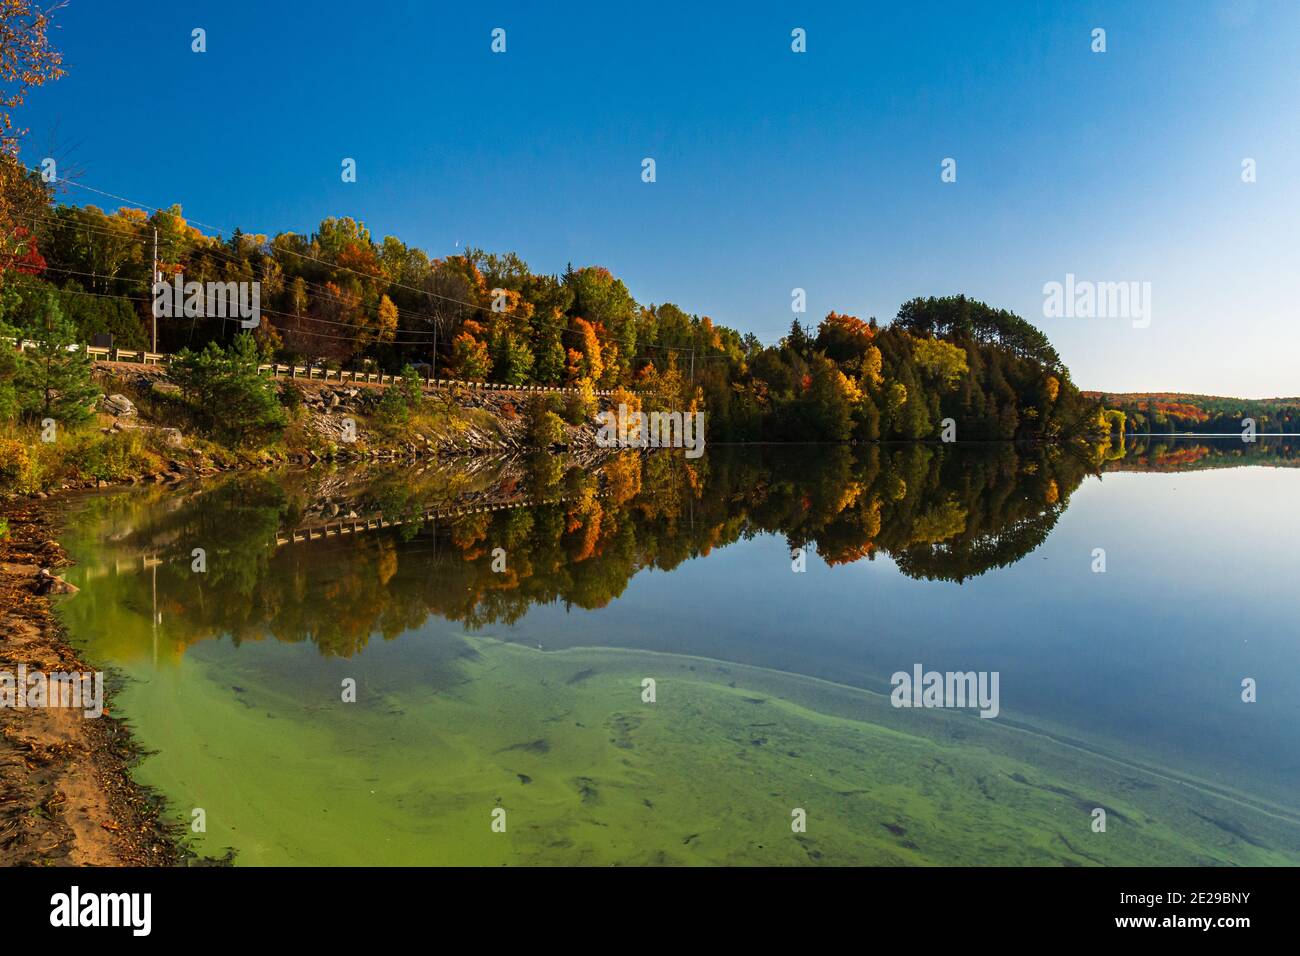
[451,319,490,380]
[909,335,968,388]
[376,294,398,343]
[815,311,875,364]
[0,1,65,155]
[565,316,603,384]
[565,266,635,380]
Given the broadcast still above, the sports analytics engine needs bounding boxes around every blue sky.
[17,0,1299,397]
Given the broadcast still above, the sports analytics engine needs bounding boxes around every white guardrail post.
[29,337,639,395]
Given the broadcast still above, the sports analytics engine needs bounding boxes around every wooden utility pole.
[151,228,158,353]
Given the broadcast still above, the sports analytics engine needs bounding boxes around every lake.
[54,436,1300,865]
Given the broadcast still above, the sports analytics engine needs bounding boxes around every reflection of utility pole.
[150,557,158,668]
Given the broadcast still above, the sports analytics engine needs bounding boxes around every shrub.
[526,395,566,448]
[397,364,424,410]
[66,430,158,481]
[0,436,36,493]
[374,364,427,429]
[0,320,18,423]
[170,334,287,447]
[375,381,410,426]
[563,377,596,426]
[279,380,305,412]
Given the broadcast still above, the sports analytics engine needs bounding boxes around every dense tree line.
[1087,391,1300,435]
[0,161,1105,444]
[704,302,1097,442]
[1102,434,1300,471]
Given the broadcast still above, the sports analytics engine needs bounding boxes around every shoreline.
[0,496,181,866]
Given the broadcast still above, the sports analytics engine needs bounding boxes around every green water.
[54,440,1300,865]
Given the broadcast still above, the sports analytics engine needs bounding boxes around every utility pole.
[689,347,694,383]
[151,228,158,353]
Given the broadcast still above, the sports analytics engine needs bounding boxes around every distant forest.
[1085,392,1300,434]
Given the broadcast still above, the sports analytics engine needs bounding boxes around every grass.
[0,421,171,494]
[368,392,506,450]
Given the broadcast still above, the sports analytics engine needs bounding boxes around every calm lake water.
[55,436,1300,865]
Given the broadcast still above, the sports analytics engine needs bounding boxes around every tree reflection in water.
[68,436,1298,659]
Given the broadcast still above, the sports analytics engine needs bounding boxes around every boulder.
[99,393,137,417]
[36,568,79,595]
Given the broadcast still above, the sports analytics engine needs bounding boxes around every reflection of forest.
[1101,434,1300,472]
[69,436,1295,660]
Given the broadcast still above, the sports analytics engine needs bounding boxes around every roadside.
[2,361,625,501]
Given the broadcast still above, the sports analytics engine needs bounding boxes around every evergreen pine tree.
[15,295,98,425]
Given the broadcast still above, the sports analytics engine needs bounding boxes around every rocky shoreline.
[13,365,616,499]
[0,498,182,866]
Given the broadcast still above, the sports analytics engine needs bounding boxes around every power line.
[14,210,435,335]
[22,168,709,354]
[19,205,713,357]
[11,265,448,346]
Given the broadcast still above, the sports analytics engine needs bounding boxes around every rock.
[156,427,184,448]
[99,393,137,417]
[151,381,181,398]
[37,568,79,595]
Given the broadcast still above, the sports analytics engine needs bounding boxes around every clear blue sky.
[17,0,1300,397]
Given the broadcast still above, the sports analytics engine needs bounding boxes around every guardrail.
[253,363,627,396]
[11,340,171,366]
[85,345,169,365]
[10,337,633,396]
[275,491,610,547]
